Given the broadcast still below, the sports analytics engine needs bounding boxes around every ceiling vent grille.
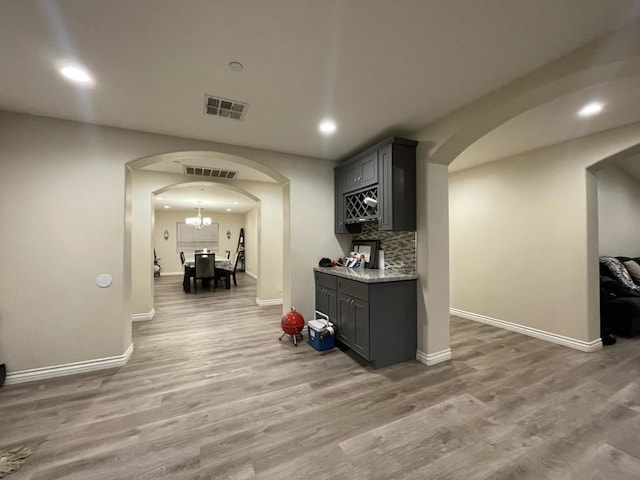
[183,165,238,179]
[204,95,248,120]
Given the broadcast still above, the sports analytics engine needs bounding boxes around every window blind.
[176,222,219,252]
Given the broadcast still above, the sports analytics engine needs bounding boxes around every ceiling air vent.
[183,165,238,179]
[204,95,248,120]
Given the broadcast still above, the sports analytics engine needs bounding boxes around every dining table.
[182,258,234,293]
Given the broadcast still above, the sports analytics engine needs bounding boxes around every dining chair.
[194,253,215,292]
[154,249,161,277]
[179,251,186,265]
[224,250,231,259]
[230,252,241,287]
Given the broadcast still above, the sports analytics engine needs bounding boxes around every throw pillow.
[623,260,640,285]
[599,256,640,292]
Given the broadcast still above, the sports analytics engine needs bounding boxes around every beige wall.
[596,166,640,257]
[416,161,450,360]
[244,206,259,277]
[449,124,640,344]
[154,209,248,274]
[0,113,131,372]
[0,110,341,374]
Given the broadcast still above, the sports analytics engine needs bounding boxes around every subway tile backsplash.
[354,222,416,273]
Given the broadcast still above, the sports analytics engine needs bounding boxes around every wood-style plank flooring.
[2,273,640,479]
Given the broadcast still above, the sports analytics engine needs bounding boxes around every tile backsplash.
[354,222,416,273]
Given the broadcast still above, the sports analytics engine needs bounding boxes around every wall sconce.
[163,229,169,240]
[226,229,232,239]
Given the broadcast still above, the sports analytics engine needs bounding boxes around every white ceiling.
[451,75,640,173]
[617,153,640,181]
[2,0,640,163]
[155,184,257,213]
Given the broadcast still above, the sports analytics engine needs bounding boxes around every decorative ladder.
[236,228,245,272]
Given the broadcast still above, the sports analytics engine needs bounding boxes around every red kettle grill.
[279,307,305,346]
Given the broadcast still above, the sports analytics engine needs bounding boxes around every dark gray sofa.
[600,256,640,338]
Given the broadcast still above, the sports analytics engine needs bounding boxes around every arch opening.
[126,150,289,326]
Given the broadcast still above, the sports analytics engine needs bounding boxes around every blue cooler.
[308,312,335,351]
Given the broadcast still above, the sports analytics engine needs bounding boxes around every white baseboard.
[245,270,257,279]
[416,348,452,366]
[450,308,602,352]
[160,271,184,276]
[132,308,155,322]
[256,297,283,306]
[5,343,134,385]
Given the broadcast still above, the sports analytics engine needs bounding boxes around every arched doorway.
[419,24,640,359]
[126,150,290,323]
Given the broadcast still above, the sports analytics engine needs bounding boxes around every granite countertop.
[314,266,417,283]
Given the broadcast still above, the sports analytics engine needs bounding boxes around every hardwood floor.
[2,273,640,479]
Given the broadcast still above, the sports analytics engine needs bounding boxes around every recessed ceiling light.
[163,205,171,209]
[232,202,239,205]
[578,102,603,117]
[319,120,337,135]
[157,197,164,201]
[229,61,244,72]
[59,65,94,85]
[226,208,232,212]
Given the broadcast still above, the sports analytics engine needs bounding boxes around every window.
[176,222,219,252]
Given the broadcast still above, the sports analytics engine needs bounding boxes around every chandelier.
[186,202,212,230]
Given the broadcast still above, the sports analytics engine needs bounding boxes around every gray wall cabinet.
[314,271,417,368]
[335,137,417,233]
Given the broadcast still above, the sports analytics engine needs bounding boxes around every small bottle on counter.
[359,254,366,269]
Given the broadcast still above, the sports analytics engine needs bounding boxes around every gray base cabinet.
[314,271,417,368]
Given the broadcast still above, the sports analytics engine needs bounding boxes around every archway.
[126,150,290,323]
[419,22,640,360]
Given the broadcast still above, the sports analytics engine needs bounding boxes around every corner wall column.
[416,161,451,364]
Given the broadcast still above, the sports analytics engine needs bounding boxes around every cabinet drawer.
[315,271,337,290]
[337,278,369,301]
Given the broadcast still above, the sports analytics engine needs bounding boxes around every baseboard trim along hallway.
[416,348,452,365]
[256,297,283,306]
[5,344,134,385]
[450,308,602,352]
[132,308,155,322]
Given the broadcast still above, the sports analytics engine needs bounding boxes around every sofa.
[599,256,640,338]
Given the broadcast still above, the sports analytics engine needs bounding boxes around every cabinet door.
[337,293,355,347]
[334,170,348,234]
[316,285,327,316]
[343,164,360,192]
[326,288,337,328]
[359,151,378,188]
[316,286,337,320]
[377,143,393,231]
[352,298,370,359]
